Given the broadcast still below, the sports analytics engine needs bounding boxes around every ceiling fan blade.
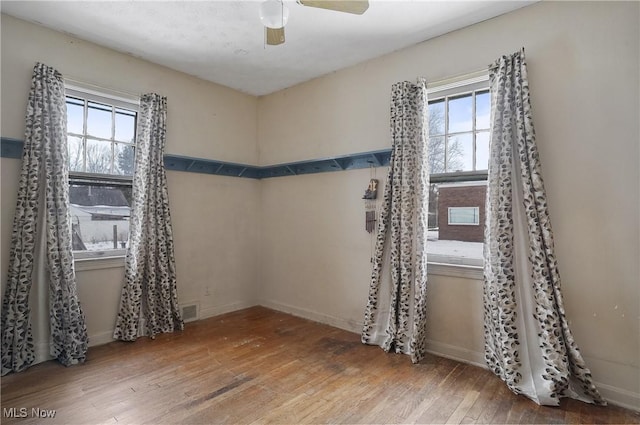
[298,0,369,15]
[266,27,285,45]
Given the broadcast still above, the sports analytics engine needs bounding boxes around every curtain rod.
[64,77,140,103]
[427,68,487,88]
[424,68,489,95]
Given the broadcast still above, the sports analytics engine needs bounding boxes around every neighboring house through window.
[65,84,138,259]
[426,74,490,267]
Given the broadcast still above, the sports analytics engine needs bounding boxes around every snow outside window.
[65,86,138,260]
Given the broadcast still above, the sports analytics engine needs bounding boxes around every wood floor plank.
[447,390,481,424]
[1,306,639,424]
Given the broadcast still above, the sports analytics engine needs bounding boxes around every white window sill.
[427,261,483,280]
[74,255,125,271]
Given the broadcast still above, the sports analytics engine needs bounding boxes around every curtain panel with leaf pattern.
[483,49,605,406]
[361,79,430,364]
[113,93,183,341]
[1,62,88,375]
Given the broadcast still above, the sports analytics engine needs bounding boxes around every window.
[426,76,490,267]
[448,207,480,225]
[428,88,490,174]
[66,86,138,260]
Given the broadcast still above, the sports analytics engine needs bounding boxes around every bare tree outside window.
[428,101,466,174]
[86,140,112,174]
[68,136,84,173]
[65,92,137,257]
[116,145,135,175]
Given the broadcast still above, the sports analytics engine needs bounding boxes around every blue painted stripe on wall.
[1,137,391,179]
[1,138,24,159]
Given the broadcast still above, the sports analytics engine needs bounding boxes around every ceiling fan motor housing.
[260,0,290,29]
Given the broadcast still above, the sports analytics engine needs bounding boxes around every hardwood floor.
[2,307,638,424]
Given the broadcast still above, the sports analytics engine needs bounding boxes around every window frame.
[65,83,139,261]
[427,80,491,176]
[425,73,490,270]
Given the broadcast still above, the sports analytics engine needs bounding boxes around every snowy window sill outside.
[73,240,127,272]
[426,230,484,280]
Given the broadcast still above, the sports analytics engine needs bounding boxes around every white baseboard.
[82,301,255,349]
[260,300,488,369]
[424,339,487,370]
[199,300,257,320]
[594,381,640,412]
[34,298,640,413]
[89,330,116,347]
[257,300,640,412]
[35,335,112,365]
[259,300,363,334]
[34,341,53,364]
[421,340,640,411]
[259,300,489,372]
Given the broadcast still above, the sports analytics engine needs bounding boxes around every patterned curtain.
[361,80,430,364]
[483,49,605,406]
[113,94,183,341]
[1,63,88,375]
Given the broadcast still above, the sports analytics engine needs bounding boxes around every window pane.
[115,109,136,142]
[448,94,473,133]
[429,100,445,136]
[446,133,473,172]
[426,182,484,266]
[113,143,135,176]
[428,136,445,174]
[68,136,84,172]
[87,101,113,139]
[69,184,131,252]
[86,139,112,174]
[476,91,491,130]
[448,207,479,225]
[476,131,490,170]
[66,98,84,134]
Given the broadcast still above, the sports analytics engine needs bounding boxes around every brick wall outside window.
[438,184,486,242]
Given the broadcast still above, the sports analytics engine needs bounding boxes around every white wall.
[258,1,639,409]
[1,14,260,351]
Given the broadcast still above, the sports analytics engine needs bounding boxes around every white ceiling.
[1,1,535,96]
